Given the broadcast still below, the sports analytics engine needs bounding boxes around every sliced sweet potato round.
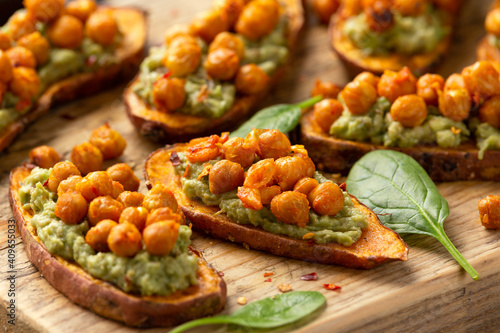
[300,110,500,181]
[0,7,147,153]
[144,144,409,269]
[9,165,226,328]
[124,0,304,144]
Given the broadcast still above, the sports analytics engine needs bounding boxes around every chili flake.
[301,272,318,281]
[451,126,462,135]
[339,183,347,191]
[264,278,272,282]
[162,71,172,79]
[323,284,341,291]
[170,151,181,166]
[183,164,190,178]
[42,179,49,187]
[197,163,211,180]
[263,272,274,277]
[302,232,315,240]
[218,271,224,277]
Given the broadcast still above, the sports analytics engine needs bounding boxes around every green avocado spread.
[19,167,199,296]
[173,153,368,246]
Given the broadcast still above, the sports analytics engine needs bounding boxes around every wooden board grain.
[1,0,500,332]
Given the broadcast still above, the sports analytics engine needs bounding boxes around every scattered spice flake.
[451,126,461,135]
[163,71,172,79]
[323,284,341,291]
[188,223,193,229]
[277,283,293,293]
[85,55,97,67]
[302,232,315,240]
[43,179,49,187]
[237,297,247,305]
[263,272,274,277]
[307,239,317,246]
[301,272,318,281]
[15,99,30,112]
[197,163,211,180]
[264,278,272,282]
[339,183,347,191]
[183,164,190,178]
[197,84,209,102]
[91,185,99,196]
[218,271,224,277]
[170,151,181,166]
[219,132,229,143]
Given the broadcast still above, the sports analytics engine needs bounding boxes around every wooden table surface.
[1,0,500,332]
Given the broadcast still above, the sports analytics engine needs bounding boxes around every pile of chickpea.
[0,0,118,106]
[151,0,283,113]
[183,129,345,229]
[312,61,500,134]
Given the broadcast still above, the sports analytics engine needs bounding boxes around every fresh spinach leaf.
[346,150,479,280]
[169,291,326,333]
[229,96,322,139]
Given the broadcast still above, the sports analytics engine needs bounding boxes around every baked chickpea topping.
[54,191,88,224]
[237,186,263,210]
[479,96,500,129]
[438,88,471,122]
[209,32,245,59]
[308,182,344,216]
[164,24,191,46]
[274,156,311,191]
[204,48,240,81]
[24,0,64,23]
[0,31,13,50]
[71,142,103,175]
[444,73,466,91]
[417,74,444,106]
[89,123,127,160]
[340,80,377,115]
[117,191,145,208]
[186,135,222,163]
[8,11,37,40]
[119,206,148,232]
[313,98,344,133]
[342,0,363,17]
[354,72,380,89]
[313,0,340,24]
[393,0,425,16]
[235,0,280,40]
[485,8,500,37]
[29,145,60,169]
[259,185,282,205]
[153,77,186,112]
[48,161,81,193]
[146,207,184,228]
[85,9,118,46]
[311,80,341,99]
[190,10,229,43]
[462,61,500,100]
[16,32,50,65]
[235,64,270,95]
[163,39,202,77]
[390,94,428,128]
[106,163,140,192]
[65,0,98,22]
[143,183,178,212]
[214,0,245,27]
[112,181,124,199]
[57,175,83,196]
[258,129,291,159]
[143,221,180,256]
[9,67,41,100]
[76,171,114,202]
[6,46,37,69]
[107,222,142,257]
[47,15,84,49]
[209,160,245,194]
[243,158,275,188]
[221,137,256,168]
[87,195,124,226]
[293,177,319,196]
[0,50,13,83]
[363,0,393,33]
[85,219,117,252]
[270,191,310,227]
[378,67,417,103]
[478,195,500,229]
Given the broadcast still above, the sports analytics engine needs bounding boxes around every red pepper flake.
[263,272,274,277]
[301,272,318,281]
[43,179,49,187]
[219,132,229,143]
[85,55,97,67]
[91,185,99,196]
[264,278,272,282]
[15,99,31,112]
[323,284,341,291]
[197,84,209,103]
[218,271,224,277]
[163,71,172,79]
[183,164,190,178]
[170,151,181,166]
[125,276,131,286]
[339,183,347,191]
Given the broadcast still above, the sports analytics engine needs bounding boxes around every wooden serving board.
[1,0,500,332]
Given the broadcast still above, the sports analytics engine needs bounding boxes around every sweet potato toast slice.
[124,0,304,143]
[9,165,226,328]
[144,144,408,269]
[0,7,147,153]
[300,110,500,181]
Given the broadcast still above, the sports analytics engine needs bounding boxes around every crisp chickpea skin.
[340,80,377,115]
[308,182,344,216]
[47,15,84,49]
[76,171,114,202]
[438,88,471,122]
[313,0,340,24]
[259,185,282,205]
[163,41,202,78]
[311,80,341,99]
[354,71,380,89]
[57,175,83,196]
[0,31,12,50]
[85,9,118,46]
[293,177,319,196]
[16,32,50,65]
[417,74,444,106]
[146,207,184,228]
[221,137,256,168]
[209,32,245,59]
[89,123,127,160]
[235,0,280,40]
[390,95,428,128]
[444,73,466,91]
[112,181,124,199]
[107,222,143,257]
[274,156,311,191]
[106,163,140,192]
[204,48,240,81]
[313,99,344,133]
[9,67,41,100]
[8,11,37,41]
[377,67,417,103]
[393,0,425,16]
[143,183,178,212]
[117,191,145,208]
[24,0,64,23]
[164,24,191,46]
[29,145,60,169]
[270,191,310,227]
[47,161,81,193]
[54,191,88,224]
[479,96,500,128]
[462,61,500,100]
[214,0,245,27]
[237,186,263,210]
[6,46,37,68]
[85,219,117,252]
[235,64,270,95]
[65,0,98,22]
[87,195,124,226]
[186,135,221,163]
[152,77,186,112]
[143,221,180,256]
[342,0,362,17]
[119,206,148,232]
[71,142,103,175]
[209,160,245,194]
[478,195,500,229]
[190,10,229,44]
[244,158,276,188]
[0,50,13,83]
[258,129,291,159]
[485,8,500,37]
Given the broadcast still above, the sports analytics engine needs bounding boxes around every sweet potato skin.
[9,165,226,328]
[144,144,408,269]
[300,110,500,181]
[124,0,304,144]
[0,7,147,153]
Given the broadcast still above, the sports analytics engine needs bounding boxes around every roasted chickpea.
[106,163,140,192]
[209,32,245,59]
[300,155,316,178]
[0,31,12,50]
[417,74,444,106]
[293,177,319,196]
[393,0,425,16]
[204,48,239,81]
[364,0,393,33]
[438,88,471,122]
[71,142,103,175]
[340,80,377,115]
[378,67,417,103]
[6,46,37,68]
[24,0,64,23]
[29,145,60,169]
[153,77,186,112]
[221,137,256,167]
[270,191,310,227]
[76,171,114,202]
[313,99,344,133]
[243,158,275,188]
[146,207,184,228]
[274,156,312,191]
[88,123,127,160]
[235,0,280,40]
[313,0,340,24]
[235,64,270,95]
[214,0,245,27]
[47,15,84,49]
[119,206,148,232]
[54,191,88,224]
[485,8,500,37]
[117,191,145,208]
[57,175,82,196]
[112,181,124,199]
[479,96,500,128]
[169,34,199,49]
[186,135,221,163]
[478,195,500,229]
[7,11,37,41]
[237,186,263,210]
[107,222,142,257]
[47,161,81,193]
[259,185,282,205]
[143,183,178,212]
[85,9,118,46]
[209,160,245,194]
[85,219,117,252]
[354,71,380,89]
[164,24,191,46]
[190,10,229,44]
[143,221,180,256]
[0,50,13,83]
[444,73,466,91]
[9,67,40,100]
[163,41,202,78]
[87,195,124,226]
[342,0,362,16]
[258,129,291,159]
[65,0,98,22]
[16,32,50,65]
[390,95,428,128]
[462,61,500,100]
[308,182,344,216]
[311,80,341,99]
